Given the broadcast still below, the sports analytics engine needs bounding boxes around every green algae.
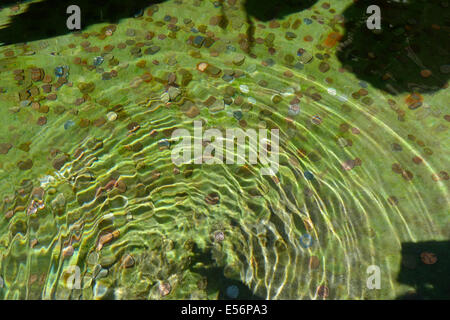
[0,0,448,300]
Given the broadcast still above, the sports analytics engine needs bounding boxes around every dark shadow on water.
[337,0,449,95]
[0,0,25,9]
[0,0,165,45]
[397,241,450,300]
[190,243,262,300]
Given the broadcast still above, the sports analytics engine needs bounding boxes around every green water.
[0,0,448,300]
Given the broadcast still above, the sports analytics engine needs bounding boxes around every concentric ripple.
[0,0,448,300]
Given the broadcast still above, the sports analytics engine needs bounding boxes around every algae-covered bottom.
[0,0,448,300]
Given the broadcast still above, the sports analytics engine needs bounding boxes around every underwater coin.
[197,62,209,72]
[299,234,313,248]
[239,85,249,93]
[93,283,108,299]
[317,285,329,298]
[226,285,239,298]
[248,97,256,104]
[311,115,322,125]
[304,171,314,180]
[288,104,300,116]
[159,282,171,296]
[122,254,135,268]
[62,245,74,258]
[420,252,437,265]
[440,65,450,74]
[233,110,243,120]
[54,66,67,77]
[64,120,75,130]
[309,256,320,269]
[107,112,117,122]
[327,88,337,96]
[214,231,225,242]
[93,56,104,66]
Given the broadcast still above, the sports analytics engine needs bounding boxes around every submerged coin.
[420,252,437,265]
[226,285,239,298]
[299,234,313,248]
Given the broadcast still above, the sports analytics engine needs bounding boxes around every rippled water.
[0,0,448,299]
